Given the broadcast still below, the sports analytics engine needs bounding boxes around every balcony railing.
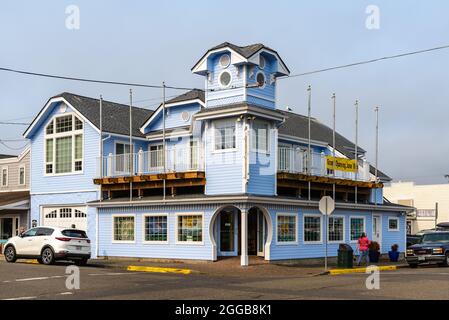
[97,146,204,178]
[277,147,371,182]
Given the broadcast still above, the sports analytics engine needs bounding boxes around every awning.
[0,191,30,211]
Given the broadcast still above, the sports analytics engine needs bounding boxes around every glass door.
[0,218,13,241]
[220,211,234,252]
[115,143,131,174]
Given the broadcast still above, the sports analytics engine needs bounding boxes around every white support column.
[241,209,249,267]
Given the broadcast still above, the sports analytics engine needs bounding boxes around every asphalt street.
[0,260,448,300]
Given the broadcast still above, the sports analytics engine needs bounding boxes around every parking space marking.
[3,296,37,300]
[16,277,51,282]
[59,292,73,295]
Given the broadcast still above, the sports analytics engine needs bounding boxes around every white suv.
[3,226,91,266]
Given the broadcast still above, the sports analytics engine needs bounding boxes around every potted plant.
[389,244,400,262]
[368,241,381,263]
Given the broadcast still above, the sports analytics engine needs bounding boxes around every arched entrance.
[210,205,272,266]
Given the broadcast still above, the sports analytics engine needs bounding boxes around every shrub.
[369,241,380,251]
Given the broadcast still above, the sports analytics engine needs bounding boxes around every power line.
[0,140,29,151]
[283,44,449,79]
[0,67,198,91]
[0,121,30,125]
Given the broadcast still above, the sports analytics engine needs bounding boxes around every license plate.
[418,256,426,261]
[76,246,82,251]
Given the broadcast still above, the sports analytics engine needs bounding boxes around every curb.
[127,265,193,275]
[329,265,402,275]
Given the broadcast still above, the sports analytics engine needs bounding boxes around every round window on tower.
[219,54,231,68]
[256,71,266,88]
[219,70,232,88]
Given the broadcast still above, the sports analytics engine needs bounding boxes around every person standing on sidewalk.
[356,233,371,266]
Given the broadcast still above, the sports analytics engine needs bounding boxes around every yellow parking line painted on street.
[18,260,39,265]
[127,265,192,275]
[329,265,397,275]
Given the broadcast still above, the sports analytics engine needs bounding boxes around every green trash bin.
[337,244,354,268]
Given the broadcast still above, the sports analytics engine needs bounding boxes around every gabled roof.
[25,92,154,139]
[192,42,290,76]
[140,89,205,134]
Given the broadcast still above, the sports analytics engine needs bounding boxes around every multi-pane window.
[304,215,321,243]
[215,120,236,150]
[75,210,87,218]
[251,121,269,153]
[45,114,83,174]
[328,217,344,242]
[350,217,365,241]
[388,218,399,231]
[19,167,25,185]
[1,168,7,187]
[177,214,202,243]
[60,208,72,218]
[277,214,297,243]
[144,215,168,242]
[55,115,73,133]
[113,216,135,242]
[45,210,57,219]
[149,145,163,168]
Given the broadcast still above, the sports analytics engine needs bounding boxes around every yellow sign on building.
[326,156,358,173]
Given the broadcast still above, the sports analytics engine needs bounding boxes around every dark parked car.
[407,234,422,248]
[406,231,449,268]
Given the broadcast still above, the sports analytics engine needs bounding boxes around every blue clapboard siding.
[381,213,406,254]
[30,102,99,194]
[206,52,245,107]
[97,207,214,260]
[369,188,384,205]
[269,208,374,260]
[247,125,277,196]
[205,119,243,195]
[102,135,148,156]
[145,102,202,133]
[246,54,276,109]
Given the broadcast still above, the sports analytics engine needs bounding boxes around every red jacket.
[358,237,370,251]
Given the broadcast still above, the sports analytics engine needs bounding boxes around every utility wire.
[0,121,30,125]
[0,140,29,151]
[0,67,198,91]
[282,44,449,79]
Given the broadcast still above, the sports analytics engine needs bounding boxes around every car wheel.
[74,258,88,266]
[409,263,418,268]
[4,246,17,263]
[41,247,55,265]
[443,253,449,267]
[37,258,44,264]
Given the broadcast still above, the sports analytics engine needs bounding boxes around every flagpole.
[162,82,166,202]
[375,106,379,206]
[332,93,336,200]
[129,89,133,203]
[99,95,103,201]
[354,100,359,204]
[307,85,312,202]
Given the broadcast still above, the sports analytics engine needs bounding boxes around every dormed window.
[256,71,266,88]
[259,55,266,69]
[45,113,83,175]
[219,70,232,88]
[219,54,231,68]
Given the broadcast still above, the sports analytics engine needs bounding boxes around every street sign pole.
[319,196,335,272]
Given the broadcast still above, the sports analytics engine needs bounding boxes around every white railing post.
[138,149,144,175]
[107,153,113,177]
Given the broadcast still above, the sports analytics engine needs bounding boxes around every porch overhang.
[0,191,30,211]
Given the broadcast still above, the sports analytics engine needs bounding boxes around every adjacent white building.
[384,182,449,234]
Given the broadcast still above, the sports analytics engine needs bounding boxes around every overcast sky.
[1,1,448,184]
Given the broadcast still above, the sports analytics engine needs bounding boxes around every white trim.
[388,216,400,232]
[18,165,26,186]
[219,54,231,68]
[30,189,98,195]
[303,214,323,244]
[175,212,204,245]
[193,106,285,122]
[247,48,290,76]
[43,112,84,176]
[255,71,266,89]
[0,147,31,165]
[142,213,169,244]
[218,70,232,89]
[275,212,298,245]
[327,215,346,244]
[140,99,205,134]
[1,166,8,188]
[192,47,247,74]
[213,118,237,152]
[111,214,136,244]
[259,55,266,70]
[24,97,100,138]
[349,215,367,243]
[278,134,328,148]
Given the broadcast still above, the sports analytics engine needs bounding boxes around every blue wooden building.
[24,42,411,265]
